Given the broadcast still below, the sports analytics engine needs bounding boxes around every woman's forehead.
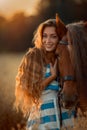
[43,26,57,33]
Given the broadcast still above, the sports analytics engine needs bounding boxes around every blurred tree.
[2,13,43,52]
[0,16,7,51]
[0,0,87,52]
[36,0,87,23]
[6,12,29,51]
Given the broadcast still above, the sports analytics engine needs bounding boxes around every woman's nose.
[46,36,51,43]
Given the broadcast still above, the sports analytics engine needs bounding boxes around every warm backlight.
[0,0,40,18]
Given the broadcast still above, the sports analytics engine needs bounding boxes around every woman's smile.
[42,26,59,51]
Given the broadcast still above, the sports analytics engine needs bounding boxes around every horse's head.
[56,35,78,109]
[56,21,87,114]
[55,15,87,112]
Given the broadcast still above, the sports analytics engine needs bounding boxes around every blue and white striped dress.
[27,64,75,130]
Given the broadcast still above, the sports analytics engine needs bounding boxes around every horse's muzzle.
[58,92,78,109]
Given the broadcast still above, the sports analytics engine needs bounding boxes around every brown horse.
[56,21,87,115]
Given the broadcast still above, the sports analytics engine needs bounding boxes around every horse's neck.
[45,51,56,65]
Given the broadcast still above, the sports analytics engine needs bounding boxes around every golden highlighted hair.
[14,47,44,117]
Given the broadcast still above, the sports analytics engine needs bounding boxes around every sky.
[0,0,40,18]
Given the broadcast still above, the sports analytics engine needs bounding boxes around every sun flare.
[0,0,40,18]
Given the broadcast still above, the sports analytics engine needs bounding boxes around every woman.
[15,15,75,130]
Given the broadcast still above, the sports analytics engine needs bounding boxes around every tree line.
[0,0,87,52]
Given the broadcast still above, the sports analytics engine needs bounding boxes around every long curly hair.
[14,15,67,117]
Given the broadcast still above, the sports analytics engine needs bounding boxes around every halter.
[59,40,68,45]
[58,40,77,126]
[59,40,75,83]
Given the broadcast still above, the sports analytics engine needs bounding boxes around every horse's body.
[56,21,87,114]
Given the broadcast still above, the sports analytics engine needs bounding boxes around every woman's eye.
[42,34,58,39]
[42,34,47,38]
[52,35,57,38]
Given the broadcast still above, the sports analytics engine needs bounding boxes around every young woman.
[15,15,75,130]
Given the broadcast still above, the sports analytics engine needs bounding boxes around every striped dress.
[26,64,75,130]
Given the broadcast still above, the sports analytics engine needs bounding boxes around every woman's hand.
[40,59,58,90]
[50,59,58,78]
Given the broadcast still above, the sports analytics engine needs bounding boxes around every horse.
[56,20,87,115]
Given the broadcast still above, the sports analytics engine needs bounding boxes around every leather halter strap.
[62,75,75,82]
[59,40,68,45]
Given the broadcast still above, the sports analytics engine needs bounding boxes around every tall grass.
[0,53,26,130]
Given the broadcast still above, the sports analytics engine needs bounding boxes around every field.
[0,53,26,130]
[0,53,87,130]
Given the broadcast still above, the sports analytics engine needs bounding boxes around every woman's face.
[42,26,59,52]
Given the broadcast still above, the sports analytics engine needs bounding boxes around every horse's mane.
[67,21,87,82]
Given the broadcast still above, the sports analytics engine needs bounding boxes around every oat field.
[0,53,87,130]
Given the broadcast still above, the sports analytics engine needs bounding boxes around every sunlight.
[0,0,40,18]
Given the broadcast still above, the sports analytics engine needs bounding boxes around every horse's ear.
[56,13,59,25]
[55,13,67,40]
